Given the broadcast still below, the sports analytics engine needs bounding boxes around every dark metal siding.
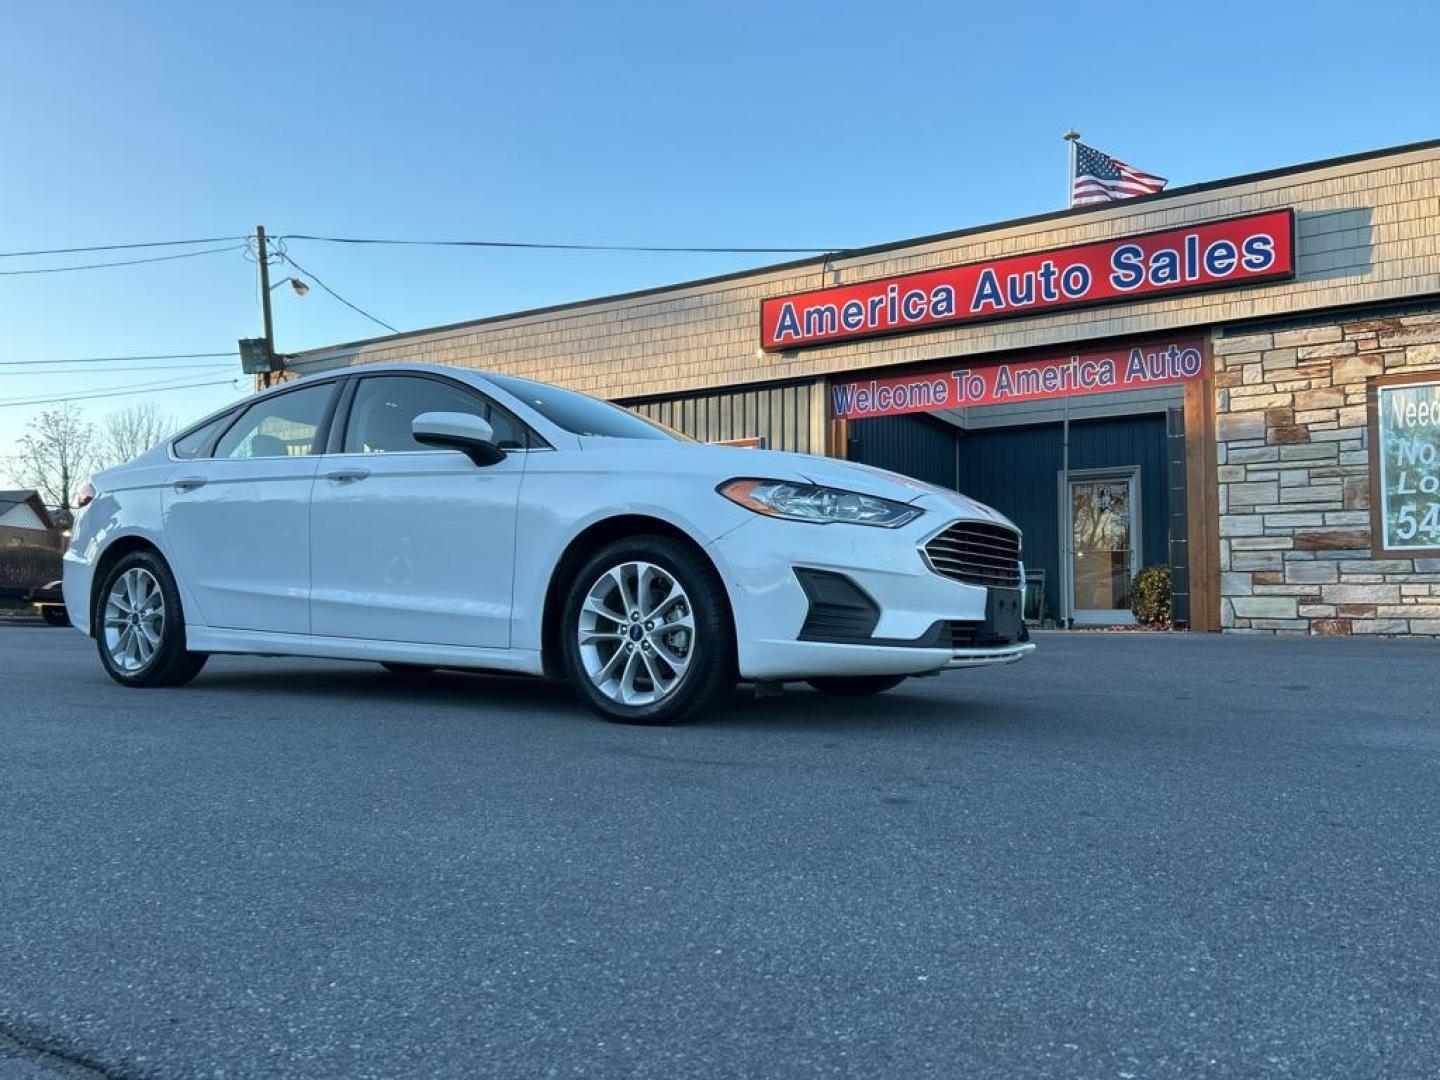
[849,412,1171,622]
[952,415,1170,621]
[845,414,958,490]
[624,382,816,453]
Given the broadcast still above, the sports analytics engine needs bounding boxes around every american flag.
[1071,142,1167,206]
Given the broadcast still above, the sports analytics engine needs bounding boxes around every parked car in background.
[63,365,1033,724]
[1,490,65,608]
[28,580,69,626]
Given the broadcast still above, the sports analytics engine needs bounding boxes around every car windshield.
[487,374,686,441]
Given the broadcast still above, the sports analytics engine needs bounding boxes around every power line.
[0,236,248,259]
[0,352,236,368]
[0,244,247,276]
[0,362,234,377]
[280,252,399,333]
[280,233,836,254]
[0,375,245,410]
[0,232,838,263]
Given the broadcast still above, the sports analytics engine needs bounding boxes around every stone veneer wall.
[1213,309,1440,635]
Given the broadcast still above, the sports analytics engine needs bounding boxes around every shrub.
[1131,564,1172,629]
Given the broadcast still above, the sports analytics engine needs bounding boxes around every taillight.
[74,480,96,509]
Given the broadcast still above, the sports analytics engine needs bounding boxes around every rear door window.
[171,414,233,459]
[214,383,334,459]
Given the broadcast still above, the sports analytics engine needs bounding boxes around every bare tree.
[8,402,99,511]
[100,402,176,468]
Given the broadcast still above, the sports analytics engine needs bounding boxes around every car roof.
[163,362,582,456]
[209,362,574,447]
[287,361,505,386]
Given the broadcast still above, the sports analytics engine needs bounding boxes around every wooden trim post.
[1183,341,1222,631]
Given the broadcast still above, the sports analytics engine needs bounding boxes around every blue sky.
[3,0,1438,485]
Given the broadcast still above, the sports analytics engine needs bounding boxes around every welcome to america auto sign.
[761,210,1295,351]
[829,338,1206,421]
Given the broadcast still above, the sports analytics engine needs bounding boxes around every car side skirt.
[184,626,546,676]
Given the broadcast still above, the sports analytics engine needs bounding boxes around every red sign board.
[762,209,1294,351]
[829,337,1206,421]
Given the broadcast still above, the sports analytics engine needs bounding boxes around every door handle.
[173,477,207,492]
[324,468,371,483]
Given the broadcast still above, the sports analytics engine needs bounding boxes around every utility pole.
[256,225,277,388]
[240,226,308,385]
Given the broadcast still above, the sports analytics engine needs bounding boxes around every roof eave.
[286,134,1440,360]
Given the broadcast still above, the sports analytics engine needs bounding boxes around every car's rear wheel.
[95,550,208,688]
[805,674,909,696]
[561,536,734,725]
[379,662,436,675]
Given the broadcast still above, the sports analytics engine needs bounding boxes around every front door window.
[342,375,531,454]
[1068,474,1138,623]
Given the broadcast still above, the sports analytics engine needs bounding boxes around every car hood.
[789,453,1017,529]
[575,439,1017,530]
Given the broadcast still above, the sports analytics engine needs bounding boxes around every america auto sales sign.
[760,209,1295,351]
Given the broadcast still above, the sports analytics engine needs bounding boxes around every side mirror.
[412,411,506,466]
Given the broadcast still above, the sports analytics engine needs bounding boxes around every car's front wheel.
[95,550,208,688]
[561,536,734,725]
[805,674,909,696]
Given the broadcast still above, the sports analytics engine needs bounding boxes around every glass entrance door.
[1067,471,1139,625]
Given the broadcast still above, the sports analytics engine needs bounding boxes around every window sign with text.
[1370,374,1440,557]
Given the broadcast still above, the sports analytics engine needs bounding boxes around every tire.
[560,535,735,725]
[41,607,70,627]
[805,674,908,696]
[380,662,437,675]
[94,549,208,688]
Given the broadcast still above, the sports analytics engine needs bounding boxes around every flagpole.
[1062,129,1080,209]
[1060,386,1071,630]
[1059,131,1080,628]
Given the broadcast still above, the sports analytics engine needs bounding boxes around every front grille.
[923,521,1022,588]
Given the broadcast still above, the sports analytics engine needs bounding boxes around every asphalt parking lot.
[2,626,1438,1079]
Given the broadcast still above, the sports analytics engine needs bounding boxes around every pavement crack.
[0,1024,135,1079]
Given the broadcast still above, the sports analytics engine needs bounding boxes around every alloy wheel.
[103,567,165,673]
[577,560,694,706]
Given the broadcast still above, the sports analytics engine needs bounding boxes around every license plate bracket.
[981,588,1025,645]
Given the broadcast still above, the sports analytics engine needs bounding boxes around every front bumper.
[947,642,1037,668]
[708,504,1034,682]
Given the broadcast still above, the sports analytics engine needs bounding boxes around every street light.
[242,276,310,374]
[269,276,310,296]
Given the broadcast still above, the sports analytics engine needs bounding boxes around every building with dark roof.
[283,139,1440,637]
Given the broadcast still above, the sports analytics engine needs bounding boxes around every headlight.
[718,478,922,528]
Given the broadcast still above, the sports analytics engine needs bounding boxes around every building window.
[1368,372,1440,557]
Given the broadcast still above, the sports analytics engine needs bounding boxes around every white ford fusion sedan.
[63,364,1034,724]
